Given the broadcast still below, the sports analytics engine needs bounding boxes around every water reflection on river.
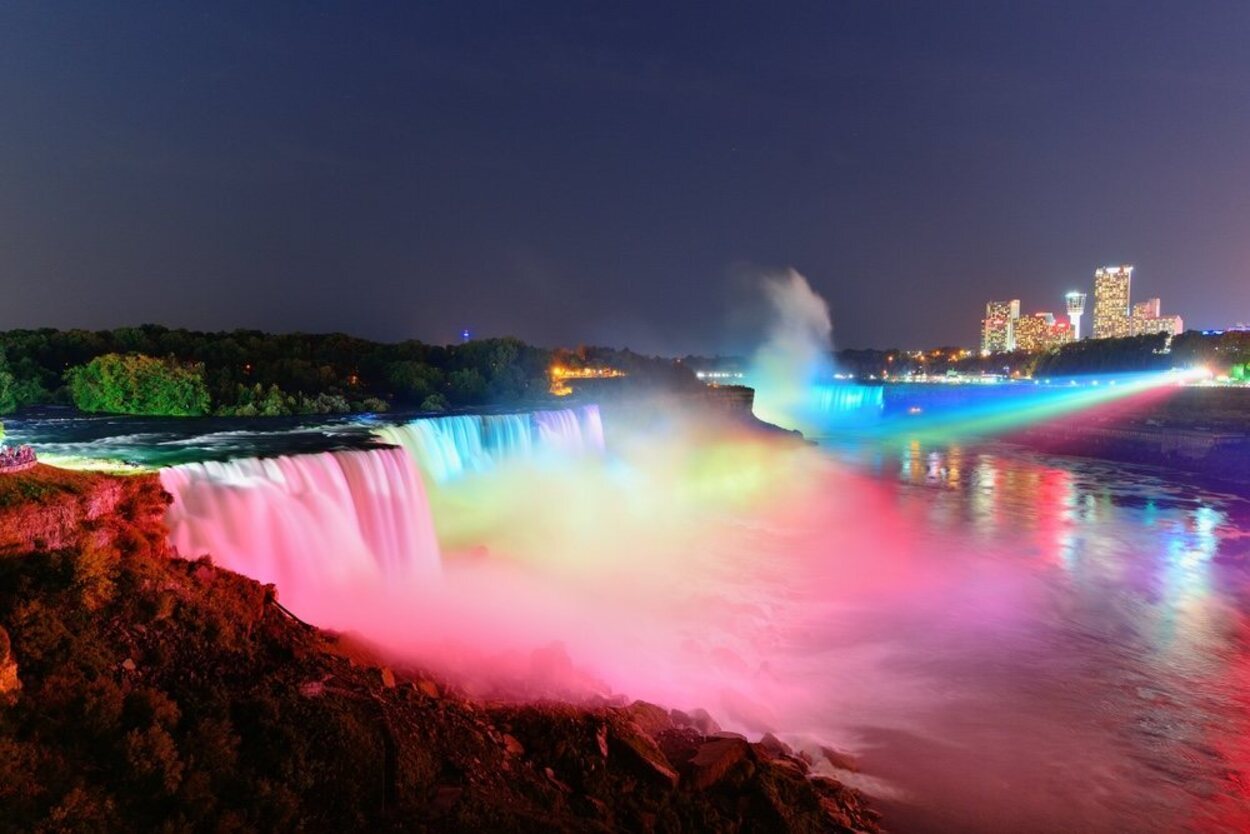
[827,440,1250,833]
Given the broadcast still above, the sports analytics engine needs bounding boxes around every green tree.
[419,393,448,412]
[66,354,211,416]
[447,368,487,404]
[385,361,444,403]
[0,350,16,414]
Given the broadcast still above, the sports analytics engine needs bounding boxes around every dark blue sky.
[2,2,1247,352]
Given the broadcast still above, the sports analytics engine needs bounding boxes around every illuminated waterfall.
[157,404,608,625]
[534,405,605,454]
[376,405,605,483]
[811,383,886,425]
[160,447,441,619]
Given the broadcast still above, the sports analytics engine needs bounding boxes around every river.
[6,405,1250,832]
[817,440,1250,832]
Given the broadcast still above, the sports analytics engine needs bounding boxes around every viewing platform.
[0,445,37,474]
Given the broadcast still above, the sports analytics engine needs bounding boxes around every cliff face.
[0,465,157,555]
[0,467,877,833]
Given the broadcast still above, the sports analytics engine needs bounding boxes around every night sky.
[2,2,1248,353]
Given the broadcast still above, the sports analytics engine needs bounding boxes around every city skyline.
[980,263,1185,355]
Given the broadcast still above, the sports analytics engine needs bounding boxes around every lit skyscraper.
[1132,298,1161,319]
[1014,312,1073,352]
[1131,297,1182,336]
[1014,313,1051,352]
[1092,265,1133,339]
[1065,291,1086,340]
[980,299,1020,355]
[1132,314,1184,336]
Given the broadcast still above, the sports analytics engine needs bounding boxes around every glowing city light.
[548,364,626,396]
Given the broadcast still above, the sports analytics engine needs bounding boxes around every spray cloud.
[748,268,836,431]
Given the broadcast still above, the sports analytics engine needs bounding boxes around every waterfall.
[810,383,885,426]
[160,447,441,619]
[376,404,605,484]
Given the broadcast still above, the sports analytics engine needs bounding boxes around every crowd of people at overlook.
[0,443,36,472]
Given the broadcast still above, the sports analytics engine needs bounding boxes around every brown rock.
[0,627,15,704]
[192,563,216,585]
[811,776,880,831]
[687,736,753,791]
[121,658,136,672]
[380,667,396,688]
[416,678,440,698]
[768,756,808,779]
[544,767,573,793]
[758,731,792,759]
[820,745,860,772]
[610,722,680,788]
[625,700,673,736]
[655,727,703,771]
[687,707,721,735]
[502,733,525,757]
[595,721,610,758]
[0,658,19,704]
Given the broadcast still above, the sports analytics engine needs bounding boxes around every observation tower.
[1065,291,1087,341]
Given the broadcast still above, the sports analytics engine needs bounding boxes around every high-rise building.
[1130,297,1183,336]
[1015,312,1074,352]
[1013,313,1051,352]
[1133,314,1183,336]
[980,299,1020,355]
[1132,298,1161,320]
[1092,265,1133,339]
[1065,292,1087,340]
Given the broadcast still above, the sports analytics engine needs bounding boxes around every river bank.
[0,465,877,833]
[1012,386,1250,482]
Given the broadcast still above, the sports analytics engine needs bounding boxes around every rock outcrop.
[0,625,19,705]
[0,466,879,832]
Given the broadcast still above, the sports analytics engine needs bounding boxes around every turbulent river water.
[8,405,1250,832]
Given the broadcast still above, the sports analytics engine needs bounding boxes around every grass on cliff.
[0,465,93,509]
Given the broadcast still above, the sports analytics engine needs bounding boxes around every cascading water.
[375,405,605,483]
[376,415,493,483]
[533,405,604,455]
[160,446,441,624]
[158,404,607,623]
[811,383,885,426]
[481,413,534,459]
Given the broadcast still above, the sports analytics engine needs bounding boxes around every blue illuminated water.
[375,405,604,483]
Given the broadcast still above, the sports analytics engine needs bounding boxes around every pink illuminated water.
[807,443,1250,832]
[159,427,1250,833]
[160,447,440,623]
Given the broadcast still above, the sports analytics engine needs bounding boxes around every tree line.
[0,326,696,417]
